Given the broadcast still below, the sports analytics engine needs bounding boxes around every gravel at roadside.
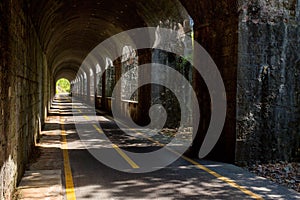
[247,162,300,193]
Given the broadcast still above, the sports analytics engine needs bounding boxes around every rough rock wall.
[0,0,48,199]
[237,0,300,164]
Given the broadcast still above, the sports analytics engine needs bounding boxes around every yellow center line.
[92,123,139,169]
[79,105,262,199]
[93,124,104,134]
[110,116,263,200]
[77,108,90,122]
[78,109,140,169]
[112,144,140,169]
[170,150,263,200]
[61,117,76,200]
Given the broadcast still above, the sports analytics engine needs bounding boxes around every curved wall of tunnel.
[0,1,239,198]
[1,0,299,198]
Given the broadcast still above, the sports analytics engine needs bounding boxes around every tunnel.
[0,0,299,199]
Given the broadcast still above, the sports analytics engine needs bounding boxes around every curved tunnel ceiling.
[54,68,78,83]
[27,0,190,81]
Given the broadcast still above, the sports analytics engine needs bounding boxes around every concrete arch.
[27,0,238,163]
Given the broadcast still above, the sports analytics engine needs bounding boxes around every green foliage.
[176,54,193,83]
[56,78,70,94]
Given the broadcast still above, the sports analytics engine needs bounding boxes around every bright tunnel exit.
[56,78,71,94]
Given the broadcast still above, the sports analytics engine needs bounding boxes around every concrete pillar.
[113,57,122,113]
[86,68,90,100]
[93,67,97,106]
[137,49,152,125]
[184,10,238,163]
[101,71,106,108]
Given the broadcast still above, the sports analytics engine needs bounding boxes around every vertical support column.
[101,71,106,108]
[48,72,52,112]
[50,76,55,109]
[137,49,152,125]
[185,13,238,163]
[184,25,212,159]
[80,75,83,98]
[42,54,48,123]
[86,68,90,103]
[113,57,122,114]
[93,67,97,106]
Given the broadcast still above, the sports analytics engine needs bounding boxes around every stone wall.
[181,0,239,163]
[237,0,300,164]
[0,0,49,199]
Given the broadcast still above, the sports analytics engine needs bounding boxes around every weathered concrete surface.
[17,170,62,200]
[237,0,300,164]
[16,116,63,200]
[0,0,299,198]
[181,0,239,163]
[28,117,62,171]
[0,0,50,199]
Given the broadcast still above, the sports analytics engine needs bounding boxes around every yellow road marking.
[111,116,263,200]
[76,108,90,120]
[181,156,263,199]
[76,107,138,169]
[173,151,263,200]
[112,144,140,169]
[79,106,262,199]
[93,124,104,134]
[92,123,139,169]
[61,118,76,200]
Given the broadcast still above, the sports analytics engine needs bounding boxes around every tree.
[56,78,70,93]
